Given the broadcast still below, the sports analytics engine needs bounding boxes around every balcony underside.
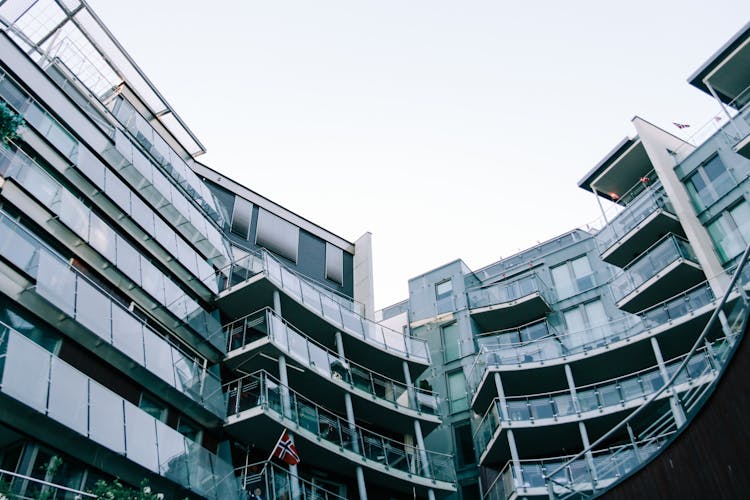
[616,261,704,313]
[601,211,684,268]
[224,343,440,434]
[218,276,428,379]
[225,409,456,497]
[470,294,551,331]
[479,399,673,468]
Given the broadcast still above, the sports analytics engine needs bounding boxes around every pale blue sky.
[89,1,750,308]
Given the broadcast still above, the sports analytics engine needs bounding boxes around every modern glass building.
[0,1,749,499]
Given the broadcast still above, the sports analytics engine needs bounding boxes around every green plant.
[0,101,24,143]
[89,478,168,500]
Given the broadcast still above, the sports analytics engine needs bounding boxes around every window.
[435,279,453,313]
[325,243,344,285]
[707,200,750,263]
[562,299,607,350]
[138,394,166,422]
[442,322,461,362]
[551,255,594,299]
[447,370,468,413]
[453,421,476,468]
[255,208,299,262]
[230,196,253,238]
[685,155,735,212]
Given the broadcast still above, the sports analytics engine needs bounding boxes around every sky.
[87,0,750,309]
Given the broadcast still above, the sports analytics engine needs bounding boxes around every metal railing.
[238,461,348,500]
[474,343,723,454]
[468,281,715,389]
[596,182,675,255]
[0,467,97,500]
[541,242,750,498]
[225,308,439,415]
[611,234,698,303]
[467,273,554,310]
[224,370,455,484]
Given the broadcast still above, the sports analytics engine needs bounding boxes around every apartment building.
[1,1,749,499]
[0,1,454,499]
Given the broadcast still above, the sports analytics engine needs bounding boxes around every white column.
[578,422,597,484]
[650,337,686,426]
[495,373,522,484]
[564,365,581,414]
[355,466,368,500]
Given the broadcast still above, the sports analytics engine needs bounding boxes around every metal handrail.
[543,241,750,495]
[0,467,97,498]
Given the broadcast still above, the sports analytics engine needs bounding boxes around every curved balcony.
[0,149,224,356]
[482,437,667,500]
[537,246,750,497]
[596,184,683,267]
[217,250,430,375]
[223,308,440,432]
[470,282,717,411]
[475,344,723,466]
[0,325,241,500]
[0,213,225,422]
[611,234,703,313]
[224,371,456,496]
[467,273,553,330]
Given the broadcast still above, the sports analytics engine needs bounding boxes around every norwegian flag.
[673,122,690,129]
[272,429,300,465]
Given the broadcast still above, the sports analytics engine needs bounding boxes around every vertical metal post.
[564,364,581,413]
[403,360,417,409]
[651,337,686,426]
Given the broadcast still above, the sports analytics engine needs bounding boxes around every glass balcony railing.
[0,68,228,266]
[222,250,430,364]
[0,84,219,294]
[596,183,675,253]
[539,245,750,498]
[109,95,224,227]
[0,467,98,500]
[611,235,699,303]
[0,325,242,500]
[225,308,439,415]
[225,371,455,485]
[0,198,224,351]
[475,345,720,452]
[239,461,348,500]
[0,213,225,417]
[483,438,667,500]
[467,273,553,310]
[468,282,715,388]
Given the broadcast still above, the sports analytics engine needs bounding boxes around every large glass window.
[551,255,594,299]
[685,155,735,212]
[562,299,607,350]
[707,200,750,263]
[442,322,461,362]
[230,196,253,239]
[447,370,468,413]
[325,243,344,285]
[256,209,299,262]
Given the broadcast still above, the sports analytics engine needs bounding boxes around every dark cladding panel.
[255,208,299,262]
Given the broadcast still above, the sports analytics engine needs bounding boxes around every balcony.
[0,325,241,500]
[467,273,553,330]
[239,460,348,500]
[223,308,440,432]
[596,184,684,267]
[578,138,654,205]
[611,235,703,313]
[224,371,456,496]
[217,250,431,376]
[482,438,666,500]
[475,345,720,466]
[0,145,224,356]
[470,282,718,412]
